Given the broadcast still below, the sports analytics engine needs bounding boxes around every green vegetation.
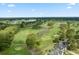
[26,33,38,49]
[0,26,18,51]
[0,18,79,55]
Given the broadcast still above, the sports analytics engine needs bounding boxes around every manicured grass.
[13,28,40,44]
[1,44,31,55]
[2,21,79,55]
[35,23,60,54]
[1,28,40,55]
[10,23,60,55]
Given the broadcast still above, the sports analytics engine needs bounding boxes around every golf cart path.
[67,50,78,55]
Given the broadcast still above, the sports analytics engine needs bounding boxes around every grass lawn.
[1,28,40,55]
[36,23,60,54]
[13,28,39,44]
[0,21,70,55]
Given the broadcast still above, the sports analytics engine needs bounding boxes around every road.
[48,41,67,55]
[48,40,79,55]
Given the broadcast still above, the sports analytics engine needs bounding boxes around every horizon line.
[0,16,79,18]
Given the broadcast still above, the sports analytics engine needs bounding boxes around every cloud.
[68,0,77,6]
[69,3,76,6]
[8,10,11,12]
[39,12,43,15]
[70,3,76,5]
[67,2,76,9]
[8,4,15,7]
[67,6,72,9]
[32,9,36,12]
[1,3,6,5]
[68,0,77,5]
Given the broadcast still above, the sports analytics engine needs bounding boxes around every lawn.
[1,28,40,55]
[0,22,61,55]
[1,21,78,55]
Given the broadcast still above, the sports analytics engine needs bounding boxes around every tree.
[0,23,7,30]
[53,37,59,43]
[32,21,42,29]
[58,23,67,41]
[58,22,77,50]
[47,21,54,28]
[20,21,26,28]
[26,33,38,49]
[66,28,77,50]
[0,26,18,51]
[74,30,79,48]
[0,30,13,51]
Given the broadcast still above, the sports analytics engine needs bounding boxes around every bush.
[26,33,38,49]
[4,26,18,34]
[47,21,54,28]
[67,40,77,50]
[32,21,42,29]
[20,21,26,28]
[53,38,59,43]
[0,31,12,51]
[0,26,18,51]
[0,23,7,30]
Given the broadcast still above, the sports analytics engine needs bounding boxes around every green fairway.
[0,19,79,55]
[1,28,40,55]
[13,28,39,44]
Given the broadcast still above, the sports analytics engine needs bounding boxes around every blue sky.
[0,3,79,17]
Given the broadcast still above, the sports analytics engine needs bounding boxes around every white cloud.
[1,3,6,5]
[8,10,11,12]
[8,4,15,7]
[32,9,36,12]
[67,0,76,9]
[39,12,43,15]
[70,3,76,5]
[68,0,77,6]
[69,3,76,6]
[67,6,72,9]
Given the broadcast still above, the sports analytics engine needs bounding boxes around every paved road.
[48,41,67,55]
[48,40,78,55]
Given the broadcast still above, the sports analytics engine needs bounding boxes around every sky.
[0,3,79,17]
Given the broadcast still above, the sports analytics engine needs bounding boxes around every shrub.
[47,21,54,28]
[32,21,42,29]
[0,26,18,51]
[26,33,38,49]
[67,40,77,50]
[0,23,7,30]
[0,31,12,51]
[20,21,26,28]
